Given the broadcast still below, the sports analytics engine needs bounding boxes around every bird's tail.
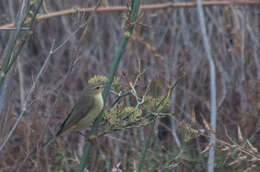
[40,136,56,151]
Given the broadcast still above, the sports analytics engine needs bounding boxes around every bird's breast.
[76,93,103,130]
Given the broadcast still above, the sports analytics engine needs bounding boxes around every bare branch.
[0,41,55,151]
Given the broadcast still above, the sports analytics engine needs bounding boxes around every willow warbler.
[42,80,105,149]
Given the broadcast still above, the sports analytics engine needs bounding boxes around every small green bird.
[42,80,105,149]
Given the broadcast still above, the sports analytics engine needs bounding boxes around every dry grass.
[0,0,259,171]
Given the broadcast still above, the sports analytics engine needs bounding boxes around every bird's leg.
[87,134,98,144]
[77,131,97,144]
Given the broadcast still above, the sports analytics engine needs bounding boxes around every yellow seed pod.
[104,107,121,127]
[122,106,142,121]
[88,75,108,84]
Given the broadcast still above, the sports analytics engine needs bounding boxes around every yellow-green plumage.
[42,81,105,150]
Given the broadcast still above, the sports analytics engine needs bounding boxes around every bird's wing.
[56,95,94,136]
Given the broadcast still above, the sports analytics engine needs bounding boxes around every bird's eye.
[96,86,100,90]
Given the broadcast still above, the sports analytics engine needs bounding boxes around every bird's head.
[86,81,106,95]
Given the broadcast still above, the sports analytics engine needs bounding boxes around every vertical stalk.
[77,0,141,171]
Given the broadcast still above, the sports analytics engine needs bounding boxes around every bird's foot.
[87,134,97,144]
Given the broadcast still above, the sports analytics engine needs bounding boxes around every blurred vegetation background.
[0,0,259,171]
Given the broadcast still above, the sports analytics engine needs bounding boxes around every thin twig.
[0,0,28,126]
[196,0,217,172]
[0,41,55,151]
[0,27,29,30]
[1,0,259,29]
